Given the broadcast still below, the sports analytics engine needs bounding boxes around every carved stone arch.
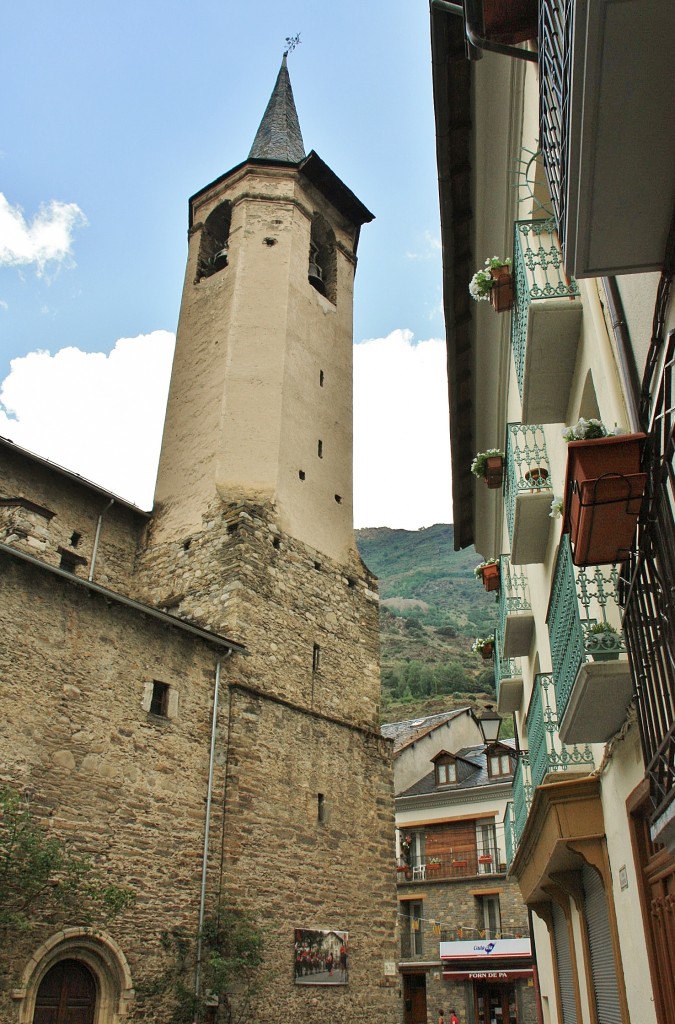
[308,212,337,304]
[195,201,232,282]
[14,928,133,1024]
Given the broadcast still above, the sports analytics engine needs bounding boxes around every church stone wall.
[0,448,146,591]
[137,499,382,732]
[0,550,227,1021]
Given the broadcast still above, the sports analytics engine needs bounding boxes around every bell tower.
[153,55,373,566]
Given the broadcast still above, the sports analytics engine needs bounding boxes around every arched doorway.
[33,959,96,1024]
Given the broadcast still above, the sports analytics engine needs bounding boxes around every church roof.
[249,55,305,163]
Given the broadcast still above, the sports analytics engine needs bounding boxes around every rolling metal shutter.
[582,864,622,1024]
[552,902,577,1024]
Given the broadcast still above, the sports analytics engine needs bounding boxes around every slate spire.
[249,55,306,163]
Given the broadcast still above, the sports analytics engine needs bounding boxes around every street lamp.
[478,707,502,745]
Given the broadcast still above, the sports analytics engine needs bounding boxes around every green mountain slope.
[355,524,501,723]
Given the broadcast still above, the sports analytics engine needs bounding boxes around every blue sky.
[0,0,452,527]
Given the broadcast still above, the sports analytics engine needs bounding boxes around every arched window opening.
[195,202,232,283]
[308,214,337,305]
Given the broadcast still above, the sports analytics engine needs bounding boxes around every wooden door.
[33,959,96,1024]
[403,972,427,1024]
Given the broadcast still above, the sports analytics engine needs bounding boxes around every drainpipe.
[194,652,231,1014]
[601,277,641,431]
[431,0,539,62]
[88,498,114,582]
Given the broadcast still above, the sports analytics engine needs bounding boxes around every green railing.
[547,536,627,723]
[498,555,532,641]
[505,423,553,544]
[511,218,580,400]
[494,625,522,704]
[512,753,532,853]
[527,673,595,790]
[504,801,516,868]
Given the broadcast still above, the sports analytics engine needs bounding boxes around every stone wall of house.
[0,448,146,590]
[398,876,536,1024]
[136,498,382,732]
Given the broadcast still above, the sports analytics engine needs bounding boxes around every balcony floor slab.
[497,675,524,714]
[558,660,633,745]
[511,491,552,564]
[503,613,535,659]
[521,300,582,424]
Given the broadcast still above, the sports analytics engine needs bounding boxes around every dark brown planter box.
[483,0,538,43]
[480,641,495,661]
[489,267,514,312]
[562,433,647,565]
[484,456,504,489]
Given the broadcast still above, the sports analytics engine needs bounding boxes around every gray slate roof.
[398,740,516,799]
[249,56,305,163]
[381,708,472,753]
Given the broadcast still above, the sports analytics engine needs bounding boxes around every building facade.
[384,710,539,1024]
[429,4,674,1024]
[0,59,399,1024]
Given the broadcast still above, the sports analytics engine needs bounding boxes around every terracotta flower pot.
[479,855,493,864]
[524,467,549,487]
[562,433,647,565]
[484,456,504,489]
[489,267,514,313]
[479,563,500,592]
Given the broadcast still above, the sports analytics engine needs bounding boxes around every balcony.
[397,825,507,883]
[505,423,553,564]
[505,755,532,868]
[539,0,675,277]
[498,556,534,658]
[511,219,581,423]
[494,626,523,714]
[548,536,633,744]
[527,672,595,790]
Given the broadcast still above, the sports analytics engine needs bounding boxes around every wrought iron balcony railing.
[498,555,534,658]
[494,626,523,714]
[538,4,572,254]
[505,423,553,564]
[548,535,633,744]
[623,330,675,839]
[526,672,595,791]
[505,755,532,868]
[511,219,581,422]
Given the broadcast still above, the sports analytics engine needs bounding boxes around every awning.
[440,939,533,983]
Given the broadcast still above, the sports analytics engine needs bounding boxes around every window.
[434,754,457,786]
[317,793,326,824]
[317,440,323,458]
[406,901,424,955]
[58,547,87,575]
[308,214,337,304]
[312,643,321,673]
[195,202,231,282]
[150,681,170,717]
[487,751,513,778]
[478,894,501,939]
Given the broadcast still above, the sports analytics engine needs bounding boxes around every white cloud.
[405,230,442,261]
[0,332,175,509]
[0,193,87,274]
[0,328,452,528]
[354,329,452,529]
[0,300,7,311]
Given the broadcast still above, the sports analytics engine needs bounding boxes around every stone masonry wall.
[136,499,382,731]
[398,877,536,1024]
[0,552,227,1022]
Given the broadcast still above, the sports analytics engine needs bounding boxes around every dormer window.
[487,748,513,778]
[433,751,457,787]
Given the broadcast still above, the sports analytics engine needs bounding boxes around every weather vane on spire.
[284,33,301,57]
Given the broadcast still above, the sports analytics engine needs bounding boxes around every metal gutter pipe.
[602,277,641,431]
[194,653,230,1013]
[89,498,114,582]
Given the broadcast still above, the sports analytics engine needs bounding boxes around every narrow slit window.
[150,681,170,717]
[299,470,306,481]
[334,494,342,504]
[317,793,326,824]
[312,643,321,673]
[319,370,324,387]
[318,440,323,458]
